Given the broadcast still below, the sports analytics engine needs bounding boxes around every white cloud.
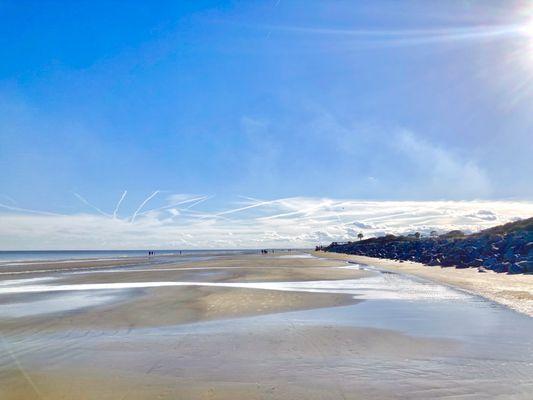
[395,130,492,198]
[0,196,532,250]
[465,209,498,221]
[350,221,377,229]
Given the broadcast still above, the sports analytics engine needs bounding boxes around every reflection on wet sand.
[1,252,533,399]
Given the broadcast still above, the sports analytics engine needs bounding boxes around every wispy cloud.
[1,195,532,250]
[394,130,491,198]
[259,22,528,47]
[0,194,17,206]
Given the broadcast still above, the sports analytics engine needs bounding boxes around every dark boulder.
[491,262,510,273]
[508,263,525,274]
[323,217,533,274]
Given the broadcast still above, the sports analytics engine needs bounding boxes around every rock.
[323,217,533,274]
[468,258,483,268]
[508,263,525,274]
[516,260,533,273]
[484,257,498,267]
[491,262,510,273]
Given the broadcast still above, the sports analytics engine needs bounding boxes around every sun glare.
[520,18,533,37]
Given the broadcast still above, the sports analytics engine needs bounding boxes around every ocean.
[0,249,259,264]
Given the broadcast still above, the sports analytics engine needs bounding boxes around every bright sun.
[521,19,533,36]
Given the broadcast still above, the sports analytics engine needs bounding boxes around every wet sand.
[1,252,533,399]
[0,254,369,333]
[1,324,459,400]
[316,251,533,317]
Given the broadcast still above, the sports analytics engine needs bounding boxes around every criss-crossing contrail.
[73,192,112,218]
[113,190,128,219]
[130,190,159,222]
[258,199,332,221]
[137,196,209,217]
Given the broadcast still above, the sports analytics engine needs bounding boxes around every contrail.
[113,190,128,219]
[258,200,329,221]
[0,202,62,216]
[238,195,266,203]
[130,190,159,222]
[183,195,212,210]
[73,192,112,218]
[138,195,207,216]
[265,0,281,40]
[215,198,283,216]
[184,209,234,221]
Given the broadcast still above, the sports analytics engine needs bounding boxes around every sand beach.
[1,251,532,399]
[316,251,533,317]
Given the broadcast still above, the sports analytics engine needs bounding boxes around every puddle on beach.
[0,291,119,318]
[277,253,317,259]
[0,276,57,287]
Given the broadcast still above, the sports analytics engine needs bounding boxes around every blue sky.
[1,1,533,248]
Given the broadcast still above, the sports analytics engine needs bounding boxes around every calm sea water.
[0,249,260,263]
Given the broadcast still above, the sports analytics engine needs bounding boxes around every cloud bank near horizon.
[1,195,532,250]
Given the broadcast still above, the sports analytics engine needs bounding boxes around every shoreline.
[314,251,533,317]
